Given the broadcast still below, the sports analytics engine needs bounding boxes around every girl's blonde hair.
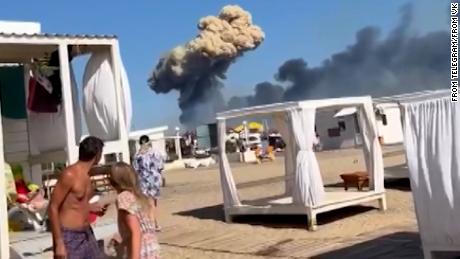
[110,162,152,215]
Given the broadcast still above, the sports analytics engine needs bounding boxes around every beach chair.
[8,187,49,232]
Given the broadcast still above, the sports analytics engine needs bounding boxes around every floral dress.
[117,191,160,258]
[133,148,165,199]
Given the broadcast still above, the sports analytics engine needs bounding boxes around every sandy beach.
[149,146,420,258]
[11,146,420,258]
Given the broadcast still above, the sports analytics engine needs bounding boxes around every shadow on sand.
[311,231,423,259]
[176,202,376,230]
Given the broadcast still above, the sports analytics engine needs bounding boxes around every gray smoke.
[230,4,449,107]
[148,5,264,127]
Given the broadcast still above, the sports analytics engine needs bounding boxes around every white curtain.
[217,119,241,208]
[117,49,132,132]
[402,96,460,251]
[272,112,296,196]
[83,51,119,141]
[289,108,324,206]
[358,102,385,192]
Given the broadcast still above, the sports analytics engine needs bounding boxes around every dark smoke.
[230,4,449,108]
[149,53,229,125]
[227,82,284,109]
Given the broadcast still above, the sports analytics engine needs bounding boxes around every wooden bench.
[340,171,369,191]
[89,165,113,193]
[41,165,113,197]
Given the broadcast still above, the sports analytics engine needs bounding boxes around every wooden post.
[0,97,9,259]
[175,136,182,160]
[59,44,78,164]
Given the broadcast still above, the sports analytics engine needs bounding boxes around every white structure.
[318,109,361,150]
[128,126,168,159]
[373,97,405,145]
[396,90,459,258]
[0,28,131,258]
[0,21,40,35]
[216,96,387,230]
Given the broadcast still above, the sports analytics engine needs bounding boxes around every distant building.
[373,100,404,145]
[128,126,168,160]
[316,109,362,150]
[196,123,218,150]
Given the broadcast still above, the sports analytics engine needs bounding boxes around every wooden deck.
[157,224,422,258]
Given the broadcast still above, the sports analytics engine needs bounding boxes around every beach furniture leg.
[224,212,233,223]
[423,248,433,259]
[378,195,387,211]
[307,210,317,231]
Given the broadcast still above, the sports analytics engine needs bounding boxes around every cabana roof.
[0,32,116,40]
[0,32,119,63]
[373,89,449,104]
[217,96,372,120]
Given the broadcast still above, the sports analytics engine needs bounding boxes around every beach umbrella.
[248,122,264,131]
[233,121,264,132]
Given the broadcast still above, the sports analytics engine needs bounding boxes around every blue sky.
[0,0,450,130]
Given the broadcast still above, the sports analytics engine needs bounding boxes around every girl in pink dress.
[110,162,160,259]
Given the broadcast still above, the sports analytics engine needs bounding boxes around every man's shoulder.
[58,166,78,181]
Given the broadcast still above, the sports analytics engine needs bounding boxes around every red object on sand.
[15,180,29,195]
[15,180,30,203]
[88,212,98,224]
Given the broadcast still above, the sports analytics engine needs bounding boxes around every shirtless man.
[48,136,106,259]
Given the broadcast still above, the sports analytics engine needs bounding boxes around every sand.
[10,146,421,259]
[151,146,420,258]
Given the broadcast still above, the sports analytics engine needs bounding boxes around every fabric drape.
[289,108,324,206]
[218,119,241,208]
[358,103,385,192]
[83,50,132,141]
[83,51,119,141]
[402,96,460,251]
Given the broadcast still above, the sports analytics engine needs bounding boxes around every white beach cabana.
[393,90,459,258]
[216,96,387,230]
[0,31,131,259]
[372,90,444,146]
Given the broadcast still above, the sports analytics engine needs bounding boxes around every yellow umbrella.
[233,122,264,132]
[248,122,264,131]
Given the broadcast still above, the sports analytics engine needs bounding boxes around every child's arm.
[119,210,142,259]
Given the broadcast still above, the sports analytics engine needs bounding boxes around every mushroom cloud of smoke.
[230,4,449,108]
[148,5,264,127]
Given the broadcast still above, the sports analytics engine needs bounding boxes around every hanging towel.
[27,76,59,113]
[0,66,27,119]
[46,45,74,105]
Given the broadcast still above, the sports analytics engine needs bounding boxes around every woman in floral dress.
[133,135,165,231]
[110,162,160,258]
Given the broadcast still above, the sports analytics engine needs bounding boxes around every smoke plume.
[230,4,449,107]
[148,5,264,127]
